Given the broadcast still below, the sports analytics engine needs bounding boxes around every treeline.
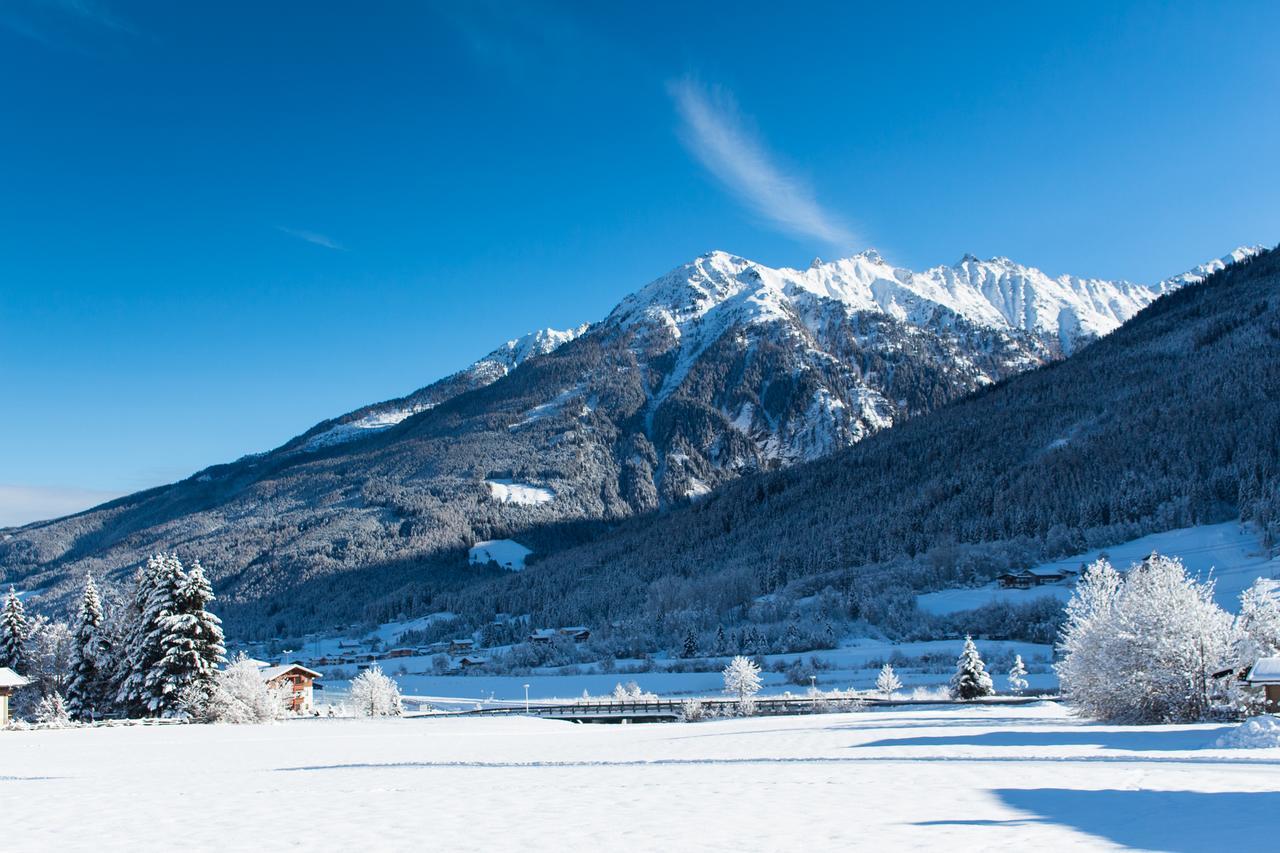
[0,554,224,722]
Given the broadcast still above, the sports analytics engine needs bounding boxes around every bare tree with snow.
[875,663,902,697]
[349,666,403,717]
[1057,554,1234,722]
[723,655,762,714]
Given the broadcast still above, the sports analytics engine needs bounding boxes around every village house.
[996,568,1070,589]
[448,639,475,654]
[1245,656,1280,711]
[0,667,29,727]
[260,664,322,714]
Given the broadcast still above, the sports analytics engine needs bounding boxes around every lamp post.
[524,683,530,715]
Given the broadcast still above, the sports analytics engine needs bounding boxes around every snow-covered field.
[919,521,1279,615]
[485,478,555,505]
[467,538,533,570]
[4,703,1277,851]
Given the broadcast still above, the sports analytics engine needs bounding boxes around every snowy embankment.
[4,703,1278,851]
[919,520,1279,615]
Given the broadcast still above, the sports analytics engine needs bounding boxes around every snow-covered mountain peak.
[1156,245,1267,293]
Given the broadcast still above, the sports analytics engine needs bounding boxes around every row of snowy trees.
[1057,554,1280,723]
[0,554,226,721]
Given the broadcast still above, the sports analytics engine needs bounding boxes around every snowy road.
[2,703,1277,851]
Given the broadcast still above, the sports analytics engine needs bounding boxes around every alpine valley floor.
[4,702,1277,852]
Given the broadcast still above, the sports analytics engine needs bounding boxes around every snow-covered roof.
[0,667,29,689]
[243,658,271,668]
[260,664,322,682]
[1247,657,1280,683]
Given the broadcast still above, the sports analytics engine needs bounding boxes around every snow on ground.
[302,406,427,451]
[4,703,1278,851]
[919,520,1279,615]
[486,479,555,505]
[468,539,533,570]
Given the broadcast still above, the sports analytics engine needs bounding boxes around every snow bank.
[1216,716,1280,749]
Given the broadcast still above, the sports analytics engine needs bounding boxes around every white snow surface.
[485,479,555,506]
[4,703,1277,851]
[1217,715,1280,748]
[919,520,1280,615]
[468,539,533,570]
[302,405,429,451]
[608,246,1263,356]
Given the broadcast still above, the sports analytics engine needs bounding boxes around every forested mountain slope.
[0,247,1262,637]
[435,246,1280,643]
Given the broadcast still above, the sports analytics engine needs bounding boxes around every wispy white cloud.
[0,0,137,47]
[276,226,347,251]
[0,484,123,528]
[668,77,857,252]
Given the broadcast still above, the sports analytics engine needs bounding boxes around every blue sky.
[1,1,1277,525]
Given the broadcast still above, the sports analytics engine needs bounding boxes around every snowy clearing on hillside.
[486,479,554,505]
[4,703,1279,851]
[468,539,532,570]
[302,406,427,451]
[919,521,1279,615]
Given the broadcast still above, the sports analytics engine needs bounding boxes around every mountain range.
[0,244,1266,637]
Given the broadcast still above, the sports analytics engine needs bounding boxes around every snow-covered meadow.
[4,702,1278,851]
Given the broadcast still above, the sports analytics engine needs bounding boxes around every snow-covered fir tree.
[1007,655,1029,695]
[875,663,902,697]
[348,665,402,716]
[0,586,30,672]
[722,655,762,711]
[148,559,226,716]
[66,574,110,721]
[1056,554,1234,722]
[115,556,172,715]
[950,635,994,700]
[682,629,698,659]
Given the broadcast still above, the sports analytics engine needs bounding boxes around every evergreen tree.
[148,559,225,716]
[66,575,109,720]
[1007,655,1029,695]
[714,625,726,655]
[0,587,30,672]
[681,629,698,659]
[117,554,185,716]
[875,663,902,697]
[950,635,994,700]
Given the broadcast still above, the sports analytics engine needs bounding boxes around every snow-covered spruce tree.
[66,574,110,721]
[1056,554,1234,723]
[148,559,226,716]
[0,587,30,672]
[348,665,402,717]
[1007,655,1029,695]
[875,663,902,697]
[950,635,994,700]
[34,692,71,727]
[117,554,185,716]
[682,629,698,659]
[722,655,762,714]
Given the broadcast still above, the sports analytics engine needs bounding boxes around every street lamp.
[809,675,817,696]
[524,683,530,715]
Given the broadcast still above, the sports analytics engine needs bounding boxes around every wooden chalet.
[260,663,323,714]
[0,667,29,727]
[1246,657,1280,711]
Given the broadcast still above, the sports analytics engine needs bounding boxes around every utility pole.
[524,683,530,715]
